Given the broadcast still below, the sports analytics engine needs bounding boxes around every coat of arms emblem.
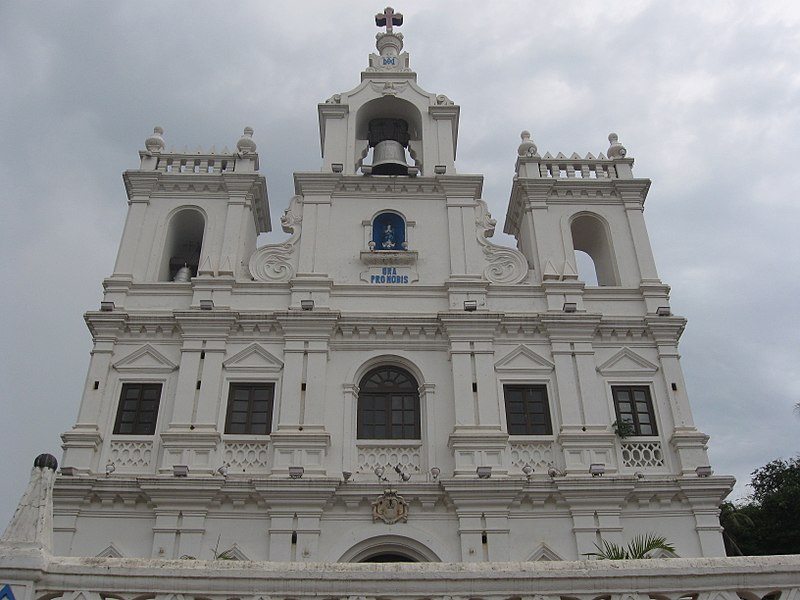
[372,489,409,524]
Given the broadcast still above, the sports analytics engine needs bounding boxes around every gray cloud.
[1,1,799,527]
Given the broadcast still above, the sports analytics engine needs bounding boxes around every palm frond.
[586,533,675,560]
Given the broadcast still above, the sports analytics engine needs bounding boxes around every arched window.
[159,209,205,281]
[570,214,618,286]
[372,212,406,251]
[357,366,420,439]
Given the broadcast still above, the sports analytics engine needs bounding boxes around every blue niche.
[372,212,406,251]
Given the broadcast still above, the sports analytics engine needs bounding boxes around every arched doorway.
[338,534,441,563]
[360,552,417,563]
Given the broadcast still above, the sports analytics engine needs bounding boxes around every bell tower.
[317,8,459,178]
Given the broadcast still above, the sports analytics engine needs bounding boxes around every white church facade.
[24,8,734,566]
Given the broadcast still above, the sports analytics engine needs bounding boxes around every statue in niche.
[382,224,396,249]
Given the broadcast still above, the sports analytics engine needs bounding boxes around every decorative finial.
[607,132,627,159]
[517,130,538,157]
[145,126,165,153]
[375,7,403,33]
[34,453,58,471]
[237,126,257,155]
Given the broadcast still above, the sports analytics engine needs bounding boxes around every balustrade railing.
[3,554,799,600]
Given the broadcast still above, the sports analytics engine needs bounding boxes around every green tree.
[720,456,800,555]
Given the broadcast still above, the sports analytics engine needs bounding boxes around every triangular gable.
[0,585,17,600]
[596,348,658,376]
[223,344,283,372]
[96,542,124,558]
[648,547,679,558]
[219,542,250,560]
[112,345,177,373]
[495,345,554,373]
[528,543,563,561]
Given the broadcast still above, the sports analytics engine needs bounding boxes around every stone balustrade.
[516,152,635,180]
[1,551,799,600]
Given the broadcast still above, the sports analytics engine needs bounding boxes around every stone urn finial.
[237,126,257,155]
[608,132,627,159]
[518,130,538,157]
[145,126,165,153]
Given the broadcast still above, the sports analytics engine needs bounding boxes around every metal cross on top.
[375,7,403,33]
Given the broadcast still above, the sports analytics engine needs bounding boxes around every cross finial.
[375,7,403,33]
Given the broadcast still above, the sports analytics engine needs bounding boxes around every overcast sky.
[1,2,798,529]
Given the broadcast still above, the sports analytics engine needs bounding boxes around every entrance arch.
[338,534,441,563]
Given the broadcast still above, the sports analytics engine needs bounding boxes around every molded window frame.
[224,381,276,436]
[611,384,658,437]
[357,366,421,440]
[502,384,554,436]
[112,382,163,436]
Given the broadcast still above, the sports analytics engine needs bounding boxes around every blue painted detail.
[382,57,396,66]
[0,584,18,600]
[372,213,405,251]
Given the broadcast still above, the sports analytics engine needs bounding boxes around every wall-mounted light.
[695,466,713,478]
[634,471,645,480]
[100,301,115,312]
[105,461,116,477]
[476,466,492,479]
[60,467,76,477]
[300,299,315,311]
[563,302,577,313]
[217,463,229,478]
[463,300,478,312]
[430,466,441,480]
[657,306,672,316]
[173,464,189,477]
[589,463,605,477]
[331,163,344,173]
[394,464,411,482]
[288,466,304,479]
[434,165,447,175]
[522,464,534,480]
[199,299,214,311]
[342,471,352,482]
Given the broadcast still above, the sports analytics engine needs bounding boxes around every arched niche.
[570,213,619,286]
[372,211,407,251]
[355,97,423,174]
[159,208,205,281]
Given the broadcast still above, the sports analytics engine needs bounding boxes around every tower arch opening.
[355,97,423,174]
[159,208,205,282]
[570,213,619,286]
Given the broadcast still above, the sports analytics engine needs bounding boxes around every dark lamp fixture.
[589,463,605,477]
[476,466,492,479]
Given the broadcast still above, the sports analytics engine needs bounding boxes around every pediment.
[95,542,124,558]
[528,543,563,561]
[223,344,283,372]
[495,345,554,373]
[219,543,250,560]
[112,345,177,373]
[596,348,658,376]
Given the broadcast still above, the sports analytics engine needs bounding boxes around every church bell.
[363,118,418,176]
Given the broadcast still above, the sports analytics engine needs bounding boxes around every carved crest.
[372,489,408,524]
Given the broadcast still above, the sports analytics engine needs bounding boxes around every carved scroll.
[475,199,529,284]
[248,195,302,282]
